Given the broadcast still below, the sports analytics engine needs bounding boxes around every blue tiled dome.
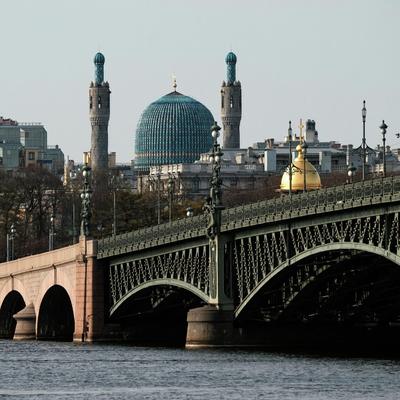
[94,52,105,64]
[134,91,214,171]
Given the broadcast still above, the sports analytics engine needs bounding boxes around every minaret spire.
[226,51,236,84]
[94,52,105,85]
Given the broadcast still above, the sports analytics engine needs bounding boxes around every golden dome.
[280,146,321,192]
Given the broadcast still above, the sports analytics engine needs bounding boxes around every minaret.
[89,52,110,171]
[221,51,242,149]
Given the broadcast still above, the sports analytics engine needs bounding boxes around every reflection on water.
[1,340,400,400]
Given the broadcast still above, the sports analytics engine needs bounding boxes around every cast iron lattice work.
[233,211,399,316]
[109,245,209,315]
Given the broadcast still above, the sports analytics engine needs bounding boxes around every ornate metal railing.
[221,175,400,230]
[98,214,208,258]
[97,176,400,258]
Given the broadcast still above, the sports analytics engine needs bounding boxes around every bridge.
[1,176,400,347]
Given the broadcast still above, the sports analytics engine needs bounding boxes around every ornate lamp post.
[347,163,356,184]
[380,120,388,178]
[49,214,55,251]
[156,170,161,224]
[288,121,293,196]
[6,223,16,261]
[110,175,118,238]
[80,163,92,343]
[80,164,92,237]
[167,173,174,223]
[362,100,367,180]
[69,170,78,244]
[205,122,224,239]
[302,141,308,193]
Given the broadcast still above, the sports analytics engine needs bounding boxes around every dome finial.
[298,118,305,144]
[172,73,177,91]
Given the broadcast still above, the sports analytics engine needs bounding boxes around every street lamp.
[186,207,194,217]
[347,163,356,184]
[302,141,308,193]
[110,175,118,238]
[362,100,367,180]
[6,223,16,261]
[204,121,224,239]
[80,164,92,237]
[380,120,388,178]
[69,171,78,244]
[288,121,293,196]
[49,214,55,251]
[167,173,174,223]
[80,163,92,343]
[156,170,161,224]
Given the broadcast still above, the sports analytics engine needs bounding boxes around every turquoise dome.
[225,52,237,64]
[94,52,105,64]
[134,91,214,171]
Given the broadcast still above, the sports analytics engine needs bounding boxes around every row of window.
[221,95,242,109]
[89,96,110,110]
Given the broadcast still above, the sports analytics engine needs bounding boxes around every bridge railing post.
[208,234,233,308]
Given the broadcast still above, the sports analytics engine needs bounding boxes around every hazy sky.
[1,0,400,163]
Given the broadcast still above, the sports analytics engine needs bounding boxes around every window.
[28,152,35,160]
[98,96,102,109]
[90,96,92,109]
[230,96,234,108]
[221,95,224,109]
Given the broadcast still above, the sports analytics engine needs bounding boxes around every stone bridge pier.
[0,238,104,342]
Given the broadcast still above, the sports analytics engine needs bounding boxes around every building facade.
[0,117,64,174]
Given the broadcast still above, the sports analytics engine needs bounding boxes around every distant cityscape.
[2,51,399,197]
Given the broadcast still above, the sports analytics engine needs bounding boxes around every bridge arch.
[235,242,400,319]
[0,276,29,309]
[0,290,25,339]
[37,285,74,341]
[110,278,210,316]
[35,268,75,319]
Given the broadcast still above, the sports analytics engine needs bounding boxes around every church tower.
[89,52,110,171]
[221,52,241,149]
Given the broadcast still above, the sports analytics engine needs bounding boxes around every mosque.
[133,51,322,197]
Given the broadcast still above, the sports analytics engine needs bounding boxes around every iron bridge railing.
[97,176,400,259]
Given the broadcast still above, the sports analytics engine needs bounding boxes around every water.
[1,341,400,399]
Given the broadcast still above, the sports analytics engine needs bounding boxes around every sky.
[1,0,400,163]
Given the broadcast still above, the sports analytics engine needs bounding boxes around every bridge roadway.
[0,176,399,347]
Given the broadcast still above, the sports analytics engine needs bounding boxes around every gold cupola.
[280,119,322,192]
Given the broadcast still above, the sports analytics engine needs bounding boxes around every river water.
[1,341,400,399]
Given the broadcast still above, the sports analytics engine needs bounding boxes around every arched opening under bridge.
[0,291,25,339]
[110,282,206,346]
[37,285,74,341]
[235,249,400,353]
